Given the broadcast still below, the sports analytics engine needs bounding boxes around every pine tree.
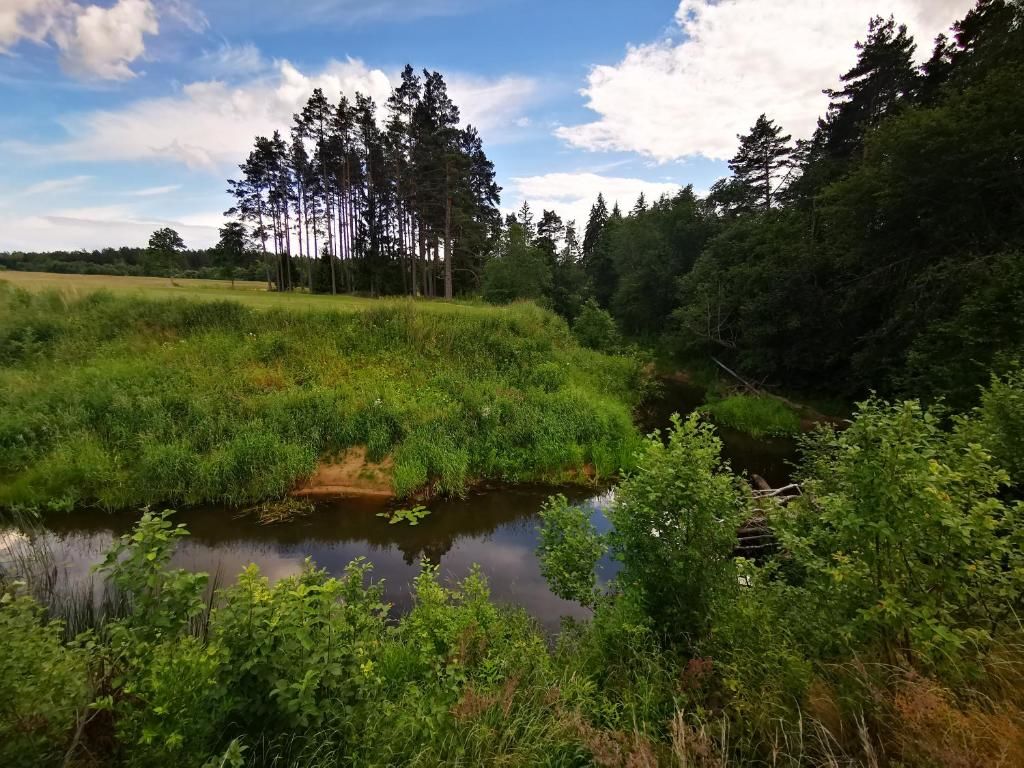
[815,16,918,160]
[728,114,794,211]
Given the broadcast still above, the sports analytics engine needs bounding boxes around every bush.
[0,591,88,766]
[781,398,1024,673]
[572,299,621,353]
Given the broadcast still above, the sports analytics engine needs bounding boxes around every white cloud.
[509,172,682,229]
[17,58,538,169]
[0,0,65,51]
[557,0,976,162]
[0,207,219,250]
[196,41,267,78]
[0,0,160,80]
[126,183,181,196]
[445,73,538,137]
[23,174,91,195]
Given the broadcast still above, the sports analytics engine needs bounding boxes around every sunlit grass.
[0,283,644,509]
[0,271,496,315]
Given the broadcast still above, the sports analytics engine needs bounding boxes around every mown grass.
[0,283,644,510]
[701,393,802,437]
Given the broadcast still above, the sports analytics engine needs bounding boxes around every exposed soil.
[292,446,396,499]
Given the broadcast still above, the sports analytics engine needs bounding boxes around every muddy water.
[5,379,797,632]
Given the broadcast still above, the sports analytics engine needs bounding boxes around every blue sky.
[0,0,973,250]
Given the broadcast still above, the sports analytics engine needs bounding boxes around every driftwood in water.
[735,478,801,559]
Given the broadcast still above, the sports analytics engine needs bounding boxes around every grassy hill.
[0,279,644,510]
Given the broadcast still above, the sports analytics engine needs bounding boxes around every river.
[1,378,798,632]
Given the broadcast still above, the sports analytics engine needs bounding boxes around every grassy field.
[0,280,644,510]
[0,271,486,315]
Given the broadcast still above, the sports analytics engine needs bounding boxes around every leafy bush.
[537,494,604,607]
[572,299,621,353]
[965,365,1024,486]
[0,591,88,766]
[213,559,387,731]
[781,398,1024,673]
[607,413,749,644]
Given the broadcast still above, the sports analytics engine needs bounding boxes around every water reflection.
[5,377,797,632]
[18,485,612,632]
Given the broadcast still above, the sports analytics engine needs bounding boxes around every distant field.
[0,271,485,315]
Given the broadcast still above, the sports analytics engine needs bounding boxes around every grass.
[0,271,490,315]
[0,281,644,510]
[701,393,802,437]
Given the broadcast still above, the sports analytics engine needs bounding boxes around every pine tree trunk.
[444,183,453,300]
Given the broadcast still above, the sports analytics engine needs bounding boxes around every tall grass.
[0,285,644,510]
[701,394,802,437]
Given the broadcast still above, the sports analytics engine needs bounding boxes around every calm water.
[2,379,797,631]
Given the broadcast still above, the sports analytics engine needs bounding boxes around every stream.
[1,378,799,632]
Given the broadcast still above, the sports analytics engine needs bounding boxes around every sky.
[0,0,976,251]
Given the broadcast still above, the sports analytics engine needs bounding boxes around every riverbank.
[0,284,644,510]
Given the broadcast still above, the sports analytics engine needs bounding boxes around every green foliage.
[0,290,642,508]
[780,398,1024,672]
[95,509,208,641]
[571,298,621,353]
[537,494,604,607]
[956,364,1024,488]
[703,561,814,732]
[701,393,802,437]
[0,591,88,766]
[481,222,552,304]
[214,558,387,731]
[607,413,749,644]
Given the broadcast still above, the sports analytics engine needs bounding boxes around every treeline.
[0,246,264,281]
[500,1,1024,406]
[225,66,500,298]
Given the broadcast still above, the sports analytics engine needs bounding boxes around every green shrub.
[537,494,604,607]
[781,398,1024,673]
[572,299,621,353]
[0,591,88,766]
[213,559,387,731]
[607,413,749,645]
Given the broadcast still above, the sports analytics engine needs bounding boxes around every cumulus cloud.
[557,0,975,162]
[509,172,683,229]
[16,58,537,169]
[0,0,161,80]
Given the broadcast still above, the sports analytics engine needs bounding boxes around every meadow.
[0,277,644,510]
[0,271,489,315]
